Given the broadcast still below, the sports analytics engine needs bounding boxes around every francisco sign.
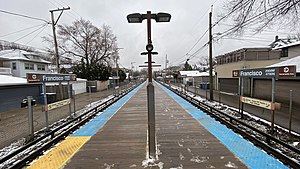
[232,65,296,78]
[27,73,77,83]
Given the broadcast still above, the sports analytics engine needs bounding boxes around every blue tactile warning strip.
[72,83,144,137]
[158,83,288,169]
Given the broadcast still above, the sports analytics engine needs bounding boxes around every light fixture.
[146,43,153,52]
[127,13,143,23]
[155,13,171,22]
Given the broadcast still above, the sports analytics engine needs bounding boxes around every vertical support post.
[271,77,275,134]
[208,9,214,101]
[42,83,49,131]
[27,96,34,140]
[250,77,253,97]
[89,86,92,106]
[68,81,72,118]
[289,90,293,136]
[72,90,76,117]
[238,77,241,114]
[241,78,244,119]
[146,11,156,158]
[147,83,155,158]
[218,81,221,105]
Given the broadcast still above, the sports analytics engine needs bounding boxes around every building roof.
[0,49,51,64]
[0,75,27,86]
[267,55,300,72]
[215,47,271,59]
[272,40,300,50]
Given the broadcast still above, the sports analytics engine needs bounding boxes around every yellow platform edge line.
[27,136,91,169]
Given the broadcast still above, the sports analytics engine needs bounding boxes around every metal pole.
[289,90,293,136]
[208,10,214,101]
[241,78,244,119]
[218,81,221,105]
[72,90,76,117]
[238,77,241,114]
[42,83,49,131]
[271,77,275,134]
[89,86,92,106]
[146,11,156,158]
[68,81,72,118]
[27,96,34,140]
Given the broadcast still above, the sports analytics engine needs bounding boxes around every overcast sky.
[0,0,296,70]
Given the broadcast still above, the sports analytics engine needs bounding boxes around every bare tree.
[219,0,300,35]
[56,19,118,67]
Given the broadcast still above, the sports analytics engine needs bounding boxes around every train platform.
[28,82,288,169]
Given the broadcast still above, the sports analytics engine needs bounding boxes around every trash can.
[21,98,36,108]
[40,93,57,104]
[86,86,97,93]
[202,83,207,90]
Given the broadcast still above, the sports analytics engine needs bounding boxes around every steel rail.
[159,81,300,169]
[0,82,142,169]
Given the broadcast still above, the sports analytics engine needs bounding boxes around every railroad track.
[159,81,300,169]
[0,82,142,169]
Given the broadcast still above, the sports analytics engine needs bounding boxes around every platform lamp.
[127,11,171,158]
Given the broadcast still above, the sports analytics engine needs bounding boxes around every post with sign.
[27,73,76,131]
[67,81,72,118]
[241,77,244,119]
[42,82,50,131]
[271,77,275,134]
[233,65,296,135]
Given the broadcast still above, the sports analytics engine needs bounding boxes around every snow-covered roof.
[180,70,215,77]
[273,41,300,50]
[267,55,300,72]
[0,49,51,64]
[179,71,202,77]
[0,75,27,86]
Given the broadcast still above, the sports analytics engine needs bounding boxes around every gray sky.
[0,0,295,70]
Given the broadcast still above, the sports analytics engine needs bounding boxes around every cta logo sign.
[278,65,296,77]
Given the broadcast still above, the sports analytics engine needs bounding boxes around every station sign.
[27,73,77,83]
[232,65,296,78]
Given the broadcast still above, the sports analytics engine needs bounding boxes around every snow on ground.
[0,93,116,168]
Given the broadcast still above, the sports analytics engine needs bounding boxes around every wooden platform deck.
[63,83,247,169]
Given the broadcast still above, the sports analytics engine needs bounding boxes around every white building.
[0,49,51,78]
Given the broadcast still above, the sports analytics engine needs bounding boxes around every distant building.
[272,38,300,59]
[0,49,51,78]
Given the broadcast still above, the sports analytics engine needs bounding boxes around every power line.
[13,24,48,43]
[0,9,49,23]
[25,25,49,45]
[0,23,45,38]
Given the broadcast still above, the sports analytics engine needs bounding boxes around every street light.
[127,12,171,23]
[127,11,171,158]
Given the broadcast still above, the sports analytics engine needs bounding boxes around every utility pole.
[50,7,70,73]
[165,54,168,70]
[208,6,214,101]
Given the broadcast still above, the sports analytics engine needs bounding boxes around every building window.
[281,48,288,57]
[25,63,34,70]
[37,64,45,71]
[12,62,16,70]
